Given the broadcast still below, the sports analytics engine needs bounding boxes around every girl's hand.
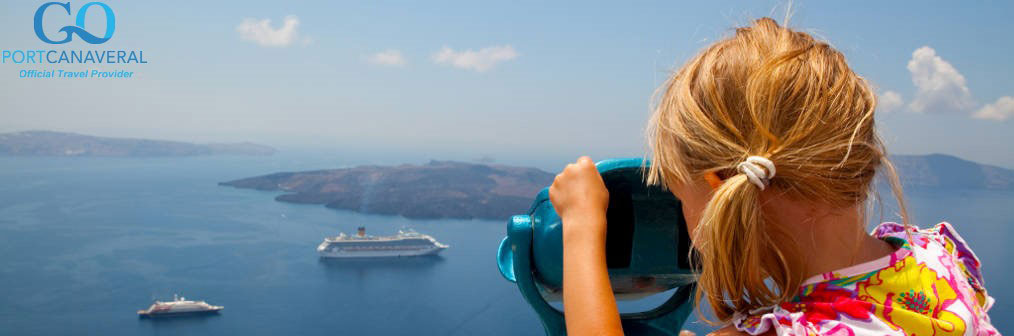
[554,156,624,335]
[549,156,609,242]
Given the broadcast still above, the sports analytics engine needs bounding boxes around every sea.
[0,154,1009,335]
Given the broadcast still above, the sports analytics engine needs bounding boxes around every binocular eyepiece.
[497,158,698,335]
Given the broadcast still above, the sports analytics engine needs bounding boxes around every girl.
[549,18,998,335]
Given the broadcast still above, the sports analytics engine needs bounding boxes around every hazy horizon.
[3,1,1012,168]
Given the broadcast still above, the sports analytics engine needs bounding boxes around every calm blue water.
[0,155,1009,335]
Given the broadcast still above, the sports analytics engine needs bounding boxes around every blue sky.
[1,1,1012,169]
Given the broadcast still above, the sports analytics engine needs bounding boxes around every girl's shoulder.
[732,222,999,336]
[707,325,773,336]
[873,221,988,289]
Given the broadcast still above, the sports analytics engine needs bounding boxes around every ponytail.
[694,171,803,322]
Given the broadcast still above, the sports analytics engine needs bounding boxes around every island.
[0,130,275,157]
[220,160,556,220]
[220,154,1012,220]
[226,153,1014,220]
[889,154,1013,190]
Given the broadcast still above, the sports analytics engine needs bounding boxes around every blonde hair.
[646,18,909,323]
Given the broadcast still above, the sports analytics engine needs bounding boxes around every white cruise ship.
[317,227,448,258]
[137,294,223,318]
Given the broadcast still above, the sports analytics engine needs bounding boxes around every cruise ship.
[317,227,448,258]
[137,294,223,318]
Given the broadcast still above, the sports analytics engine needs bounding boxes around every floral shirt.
[733,222,999,336]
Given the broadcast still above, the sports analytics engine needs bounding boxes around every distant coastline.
[220,160,555,220]
[0,130,275,157]
[4,130,1009,219]
[220,154,1013,220]
[888,154,1014,190]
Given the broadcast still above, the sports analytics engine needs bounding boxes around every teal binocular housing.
[497,158,697,335]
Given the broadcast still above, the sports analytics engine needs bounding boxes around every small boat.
[137,294,223,318]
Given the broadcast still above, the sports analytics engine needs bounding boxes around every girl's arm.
[562,211,623,335]
[550,157,624,336]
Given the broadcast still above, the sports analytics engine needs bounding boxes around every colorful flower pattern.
[733,222,999,336]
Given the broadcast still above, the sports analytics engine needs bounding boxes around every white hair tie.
[736,156,776,190]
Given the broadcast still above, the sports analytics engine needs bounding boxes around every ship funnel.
[357,226,365,237]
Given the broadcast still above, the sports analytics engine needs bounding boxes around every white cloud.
[974,96,1014,121]
[236,15,305,47]
[367,50,407,67]
[879,90,904,112]
[906,46,975,114]
[431,45,519,72]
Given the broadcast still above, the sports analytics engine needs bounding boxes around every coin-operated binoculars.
[497,158,697,335]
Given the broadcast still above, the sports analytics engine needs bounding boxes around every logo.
[3,1,144,78]
[34,2,115,44]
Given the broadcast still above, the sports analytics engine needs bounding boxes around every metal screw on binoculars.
[497,158,698,336]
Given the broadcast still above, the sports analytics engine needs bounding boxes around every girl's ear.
[704,171,724,190]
